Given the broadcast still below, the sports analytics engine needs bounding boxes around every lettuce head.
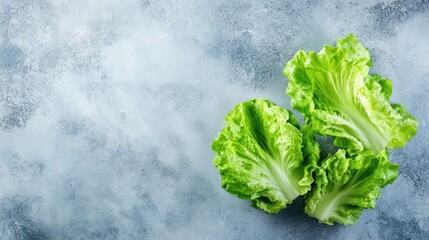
[212,99,320,213]
[283,34,418,155]
[305,149,398,225]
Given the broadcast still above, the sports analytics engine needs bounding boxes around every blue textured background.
[0,0,428,239]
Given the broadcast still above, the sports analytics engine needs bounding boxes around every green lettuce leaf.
[283,34,418,154]
[305,149,398,225]
[212,99,319,213]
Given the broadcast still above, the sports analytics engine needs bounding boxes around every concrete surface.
[0,0,428,239]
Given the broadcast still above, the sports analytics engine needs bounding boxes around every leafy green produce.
[283,34,418,155]
[212,99,320,213]
[305,149,398,225]
[211,34,417,225]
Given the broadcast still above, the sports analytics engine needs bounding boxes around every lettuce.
[211,34,417,225]
[283,34,418,155]
[212,99,319,213]
[305,149,398,225]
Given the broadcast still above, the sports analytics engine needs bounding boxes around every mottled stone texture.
[0,0,428,239]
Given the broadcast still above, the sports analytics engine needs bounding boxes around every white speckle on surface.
[0,0,428,239]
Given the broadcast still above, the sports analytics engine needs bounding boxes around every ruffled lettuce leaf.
[305,149,398,225]
[283,34,418,155]
[212,99,319,213]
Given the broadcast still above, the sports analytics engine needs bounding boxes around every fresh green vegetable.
[283,34,418,155]
[305,149,398,225]
[212,99,320,213]
[212,34,417,225]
